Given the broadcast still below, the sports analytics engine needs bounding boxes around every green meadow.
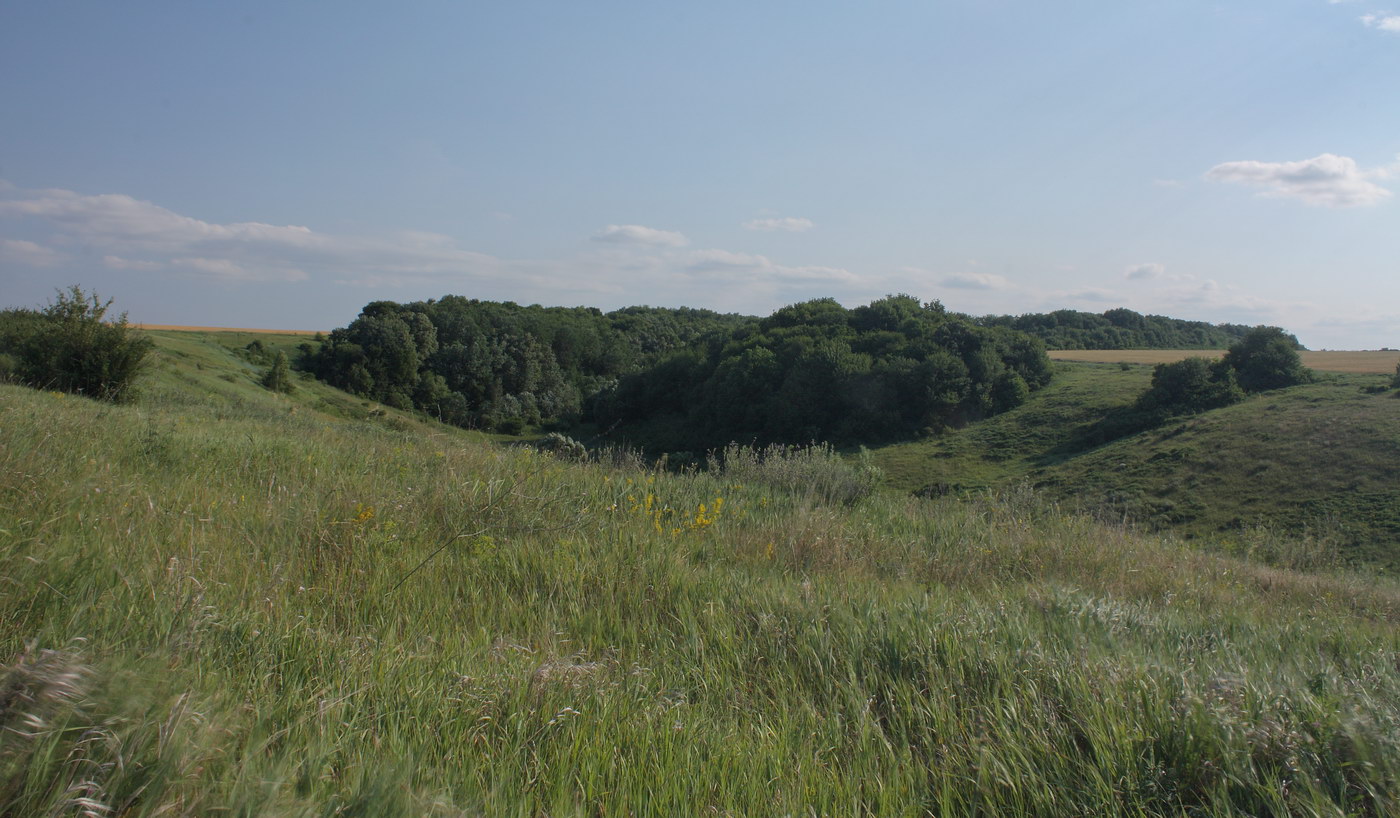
[4,330,1400,816]
[870,362,1400,570]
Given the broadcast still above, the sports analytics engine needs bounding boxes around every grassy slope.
[1037,374,1400,566]
[870,362,1153,493]
[5,334,1400,815]
[871,362,1400,568]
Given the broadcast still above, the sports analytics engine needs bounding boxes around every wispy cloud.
[1123,262,1165,280]
[591,224,689,247]
[0,182,507,285]
[742,216,813,233]
[0,238,64,267]
[0,182,865,313]
[1061,287,1118,304]
[102,255,164,271]
[1360,12,1400,31]
[172,257,309,282]
[1205,153,1392,207]
[941,272,1011,290]
[686,248,856,284]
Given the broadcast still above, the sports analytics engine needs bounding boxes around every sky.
[2,1,1398,349]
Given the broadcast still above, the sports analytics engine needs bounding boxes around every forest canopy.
[301,297,752,430]
[303,294,1053,450]
[975,308,1302,351]
[593,295,1053,451]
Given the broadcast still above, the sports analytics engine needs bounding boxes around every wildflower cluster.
[619,481,727,537]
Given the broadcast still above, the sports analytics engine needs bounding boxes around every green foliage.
[304,297,751,431]
[243,338,269,364]
[0,287,153,402]
[1089,328,1312,449]
[260,350,294,393]
[870,361,1400,567]
[599,295,1054,450]
[978,307,1284,350]
[706,442,883,506]
[5,357,1400,815]
[538,431,587,460]
[1137,356,1244,415]
[1391,361,1400,390]
[1223,326,1314,393]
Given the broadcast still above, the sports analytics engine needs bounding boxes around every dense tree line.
[976,308,1299,350]
[301,297,752,429]
[593,295,1053,450]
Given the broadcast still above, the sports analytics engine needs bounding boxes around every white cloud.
[0,182,511,287]
[1361,13,1400,31]
[0,181,872,318]
[102,255,164,271]
[1205,153,1392,207]
[941,272,1011,290]
[1123,262,1165,280]
[0,187,317,250]
[591,224,689,247]
[0,238,64,267]
[742,216,814,232]
[1063,287,1118,303]
[686,248,856,284]
[172,257,309,282]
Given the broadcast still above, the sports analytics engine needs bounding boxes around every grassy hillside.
[5,333,1400,815]
[870,362,1154,493]
[1037,374,1400,567]
[871,362,1400,569]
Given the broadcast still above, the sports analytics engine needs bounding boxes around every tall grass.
[3,368,1400,815]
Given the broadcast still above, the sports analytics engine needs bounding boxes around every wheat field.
[1049,348,1400,374]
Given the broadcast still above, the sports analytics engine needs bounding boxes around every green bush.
[537,431,587,460]
[2,287,153,402]
[1222,326,1312,393]
[261,351,294,393]
[1137,356,1243,415]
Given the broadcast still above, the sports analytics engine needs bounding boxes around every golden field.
[1049,348,1400,374]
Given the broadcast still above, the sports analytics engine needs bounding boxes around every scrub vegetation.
[4,320,1400,816]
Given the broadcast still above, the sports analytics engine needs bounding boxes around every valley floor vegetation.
[4,328,1400,816]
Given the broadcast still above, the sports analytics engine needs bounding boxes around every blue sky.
[2,1,1398,348]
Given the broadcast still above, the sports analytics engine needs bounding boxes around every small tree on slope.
[262,351,294,393]
[1222,326,1312,393]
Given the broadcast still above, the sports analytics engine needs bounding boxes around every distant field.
[135,323,324,335]
[1049,348,1400,373]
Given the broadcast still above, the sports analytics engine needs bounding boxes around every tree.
[1137,357,1243,414]
[1222,327,1311,392]
[12,287,153,402]
[262,351,294,393]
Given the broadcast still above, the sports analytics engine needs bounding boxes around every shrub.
[1137,357,1243,415]
[261,351,294,393]
[1391,361,1400,390]
[495,417,526,435]
[537,432,586,460]
[1222,327,1312,393]
[4,287,153,402]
